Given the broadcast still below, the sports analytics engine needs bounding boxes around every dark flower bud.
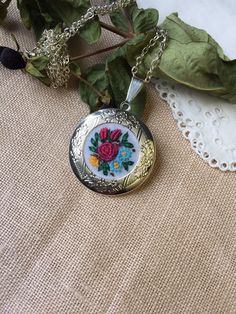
[0,47,26,70]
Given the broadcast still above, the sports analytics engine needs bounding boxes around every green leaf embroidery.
[104,163,110,171]
[103,169,108,176]
[122,132,129,142]
[123,142,134,148]
[89,146,97,153]
[122,162,129,171]
[95,132,100,141]
[101,162,110,176]
[98,163,103,172]
[91,138,97,147]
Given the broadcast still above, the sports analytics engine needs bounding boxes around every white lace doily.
[155,80,236,171]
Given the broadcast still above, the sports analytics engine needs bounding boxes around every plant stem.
[77,75,103,98]
[100,21,133,38]
[70,39,129,62]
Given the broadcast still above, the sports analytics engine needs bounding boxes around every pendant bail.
[120,77,144,112]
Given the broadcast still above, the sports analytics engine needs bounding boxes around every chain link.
[28,0,167,88]
[131,27,168,83]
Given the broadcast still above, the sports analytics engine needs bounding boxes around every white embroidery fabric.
[155,80,236,171]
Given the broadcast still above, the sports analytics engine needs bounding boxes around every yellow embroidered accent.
[89,156,99,167]
[114,162,120,169]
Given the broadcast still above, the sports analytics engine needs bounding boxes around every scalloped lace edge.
[155,80,236,172]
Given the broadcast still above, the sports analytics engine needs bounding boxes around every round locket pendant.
[69,108,155,195]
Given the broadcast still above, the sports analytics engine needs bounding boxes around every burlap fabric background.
[1,3,236,314]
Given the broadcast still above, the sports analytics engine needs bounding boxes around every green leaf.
[91,138,97,147]
[122,132,129,142]
[17,0,55,39]
[104,163,110,171]
[29,55,49,71]
[125,13,236,103]
[108,0,130,33]
[17,0,101,43]
[98,163,103,172]
[157,14,231,94]
[123,142,134,148]
[95,132,100,141]
[100,162,110,175]
[127,4,159,34]
[43,0,101,43]
[108,1,159,35]
[122,161,129,171]
[80,19,101,44]
[217,59,236,102]
[125,31,157,74]
[79,63,112,112]
[106,55,146,118]
[123,32,148,66]
[89,146,96,153]
[25,55,50,86]
[25,63,44,78]
[25,62,50,86]
[109,9,130,33]
[128,161,134,166]
[0,0,11,24]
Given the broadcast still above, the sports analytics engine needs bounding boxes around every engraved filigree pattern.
[101,109,140,130]
[71,124,89,161]
[77,167,124,194]
[133,140,155,179]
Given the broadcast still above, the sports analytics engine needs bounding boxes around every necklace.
[29,0,168,195]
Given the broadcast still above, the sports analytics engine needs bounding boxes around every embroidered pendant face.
[69,109,155,195]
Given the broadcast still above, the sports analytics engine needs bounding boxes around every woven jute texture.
[1,3,236,314]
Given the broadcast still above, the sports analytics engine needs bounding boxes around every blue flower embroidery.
[110,158,123,173]
[118,147,132,161]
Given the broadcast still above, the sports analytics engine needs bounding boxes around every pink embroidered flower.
[110,129,121,141]
[100,128,109,141]
[98,142,119,162]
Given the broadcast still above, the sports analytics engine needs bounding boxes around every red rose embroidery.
[98,142,119,162]
[110,129,121,141]
[100,128,109,141]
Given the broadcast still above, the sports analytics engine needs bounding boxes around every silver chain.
[131,27,168,83]
[28,0,167,88]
